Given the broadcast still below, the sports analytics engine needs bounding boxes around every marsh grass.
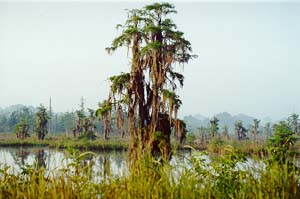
[1,133,297,157]
[0,133,129,151]
[0,145,300,199]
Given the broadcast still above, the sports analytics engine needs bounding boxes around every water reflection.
[13,149,30,167]
[0,147,129,177]
[99,155,110,178]
[0,147,267,181]
[35,149,46,168]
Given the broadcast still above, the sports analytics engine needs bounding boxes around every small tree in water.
[35,104,49,140]
[98,3,196,160]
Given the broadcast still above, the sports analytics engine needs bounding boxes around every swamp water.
[0,147,265,182]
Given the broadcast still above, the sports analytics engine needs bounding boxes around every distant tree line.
[0,105,35,132]
[0,102,130,139]
[1,103,299,148]
[187,113,300,145]
[0,105,74,134]
[0,104,101,135]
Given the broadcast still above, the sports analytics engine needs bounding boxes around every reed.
[0,146,299,199]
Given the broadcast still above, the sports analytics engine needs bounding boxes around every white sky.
[0,1,300,120]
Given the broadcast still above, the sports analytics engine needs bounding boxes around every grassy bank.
[0,133,299,158]
[0,133,129,151]
[0,132,268,154]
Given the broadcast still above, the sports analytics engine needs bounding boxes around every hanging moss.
[95,102,112,118]
[108,73,130,96]
[103,3,196,160]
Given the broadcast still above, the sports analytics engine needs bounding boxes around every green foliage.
[0,105,80,134]
[13,119,30,139]
[208,137,226,153]
[267,121,298,164]
[95,101,112,118]
[209,146,248,198]
[235,120,247,140]
[66,147,96,177]
[0,115,9,132]
[35,104,49,140]
[145,2,176,13]
[141,41,163,54]
[162,89,182,106]
[95,101,112,140]
[60,112,76,132]
[78,130,97,140]
[1,106,35,132]
[169,71,184,87]
[151,131,170,159]
[152,131,166,141]
[209,116,219,138]
[185,132,196,145]
[109,73,130,94]
[1,145,300,198]
[0,134,130,150]
[73,104,97,139]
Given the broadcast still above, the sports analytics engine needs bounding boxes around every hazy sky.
[0,1,299,120]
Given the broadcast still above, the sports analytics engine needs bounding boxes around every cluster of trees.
[268,119,299,163]
[0,105,35,132]
[11,104,50,140]
[0,105,77,134]
[191,113,300,145]
[5,100,299,150]
[0,99,130,140]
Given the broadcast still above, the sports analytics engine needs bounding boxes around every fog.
[1,1,300,120]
